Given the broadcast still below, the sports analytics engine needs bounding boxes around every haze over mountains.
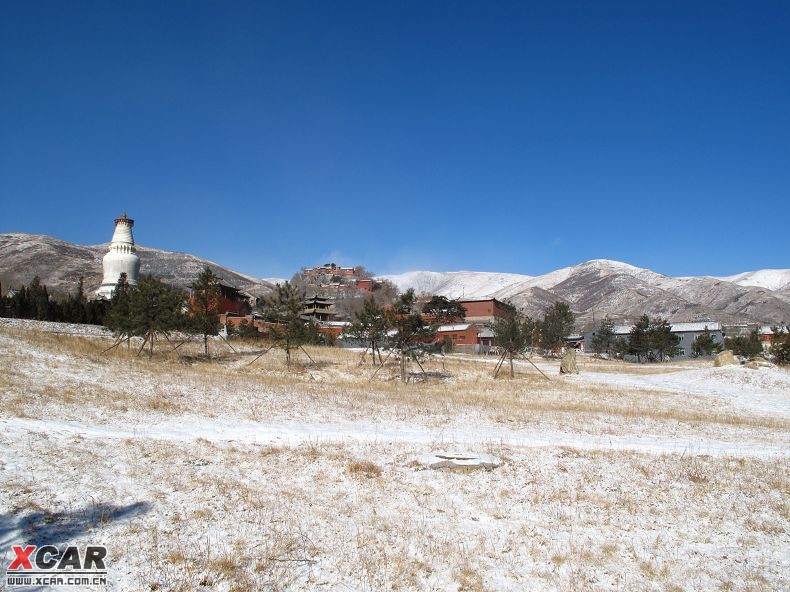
[2,233,789,327]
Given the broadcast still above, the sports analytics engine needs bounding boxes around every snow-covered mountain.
[380,270,531,299]
[710,270,790,291]
[2,233,788,326]
[382,259,790,326]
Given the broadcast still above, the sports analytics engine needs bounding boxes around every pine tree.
[491,312,537,377]
[346,296,388,364]
[260,281,310,368]
[590,316,616,355]
[628,315,651,362]
[105,273,133,339]
[421,295,466,324]
[648,317,680,361]
[725,328,763,358]
[539,302,575,354]
[65,277,87,323]
[692,327,720,357]
[28,276,50,321]
[190,267,222,356]
[384,289,437,382]
[128,276,186,358]
[771,325,790,365]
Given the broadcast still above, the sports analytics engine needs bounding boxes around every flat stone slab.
[413,451,502,471]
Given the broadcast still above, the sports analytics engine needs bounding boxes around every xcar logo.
[5,544,108,587]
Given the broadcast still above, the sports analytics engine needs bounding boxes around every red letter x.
[9,545,36,570]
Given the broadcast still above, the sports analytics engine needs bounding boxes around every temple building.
[96,212,141,299]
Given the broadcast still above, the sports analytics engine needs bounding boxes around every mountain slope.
[380,270,531,299]
[0,233,276,298]
[712,270,790,291]
[385,260,790,326]
[2,234,788,325]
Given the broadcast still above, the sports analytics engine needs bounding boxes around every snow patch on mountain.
[711,269,790,291]
[380,270,532,299]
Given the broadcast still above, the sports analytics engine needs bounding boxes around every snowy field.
[0,319,788,591]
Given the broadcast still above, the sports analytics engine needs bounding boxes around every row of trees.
[344,297,576,379]
[0,277,109,325]
[590,316,790,364]
[590,315,682,362]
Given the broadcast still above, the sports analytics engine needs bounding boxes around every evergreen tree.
[236,318,261,340]
[590,316,616,355]
[539,301,575,353]
[260,281,310,367]
[628,315,651,362]
[105,273,133,339]
[382,288,437,381]
[128,276,186,358]
[770,325,790,365]
[613,336,629,358]
[692,327,720,357]
[491,312,538,377]
[648,317,680,361]
[64,277,87,323]
[384,304,436,382]
[345,296,389,365]
[725,329,763,358]
[28,276,50,321]
[190,266,222,356]
[421,295,466,324]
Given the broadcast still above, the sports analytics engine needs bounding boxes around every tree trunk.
[204,332,209,356]
[149,331,154,359]
[400,353,407,383]
[509,353,514,378]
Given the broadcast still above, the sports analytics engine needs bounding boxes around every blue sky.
[1,1,788,279]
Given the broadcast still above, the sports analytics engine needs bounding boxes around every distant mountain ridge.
[0,233,276,298]
[384,260,790,326]
[380,270,532,299]
[2,233,788,326]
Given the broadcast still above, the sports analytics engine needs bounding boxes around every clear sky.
[1,1,788,279]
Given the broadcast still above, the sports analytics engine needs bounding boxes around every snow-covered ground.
[1,320,788,590]
[574,364,790,416]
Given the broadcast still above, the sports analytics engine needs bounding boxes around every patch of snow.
[711,269,790,291]
[380,270,532,299]
[577,364,790,416]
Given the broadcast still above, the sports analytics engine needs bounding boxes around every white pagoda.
[96,211,141,299]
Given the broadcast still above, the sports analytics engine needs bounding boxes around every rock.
[413,451,502,472]
[746,359,774,370]
[560,349,579,374]
[714,350,736,367]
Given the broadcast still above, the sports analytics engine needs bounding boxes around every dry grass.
[1,325,787,440]
[347,459,383,478]
[3,411,788,591]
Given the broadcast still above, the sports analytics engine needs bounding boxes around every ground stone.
[746,359,774,370]
[560,349,579,374]
[413,451,502,472]
[714,350,737,367]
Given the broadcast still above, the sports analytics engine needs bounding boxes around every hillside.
[2,233,788,325]
[712,269,790,291]
[386,259,790,326]
[0,233,276,298]
[380,270,531,299]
